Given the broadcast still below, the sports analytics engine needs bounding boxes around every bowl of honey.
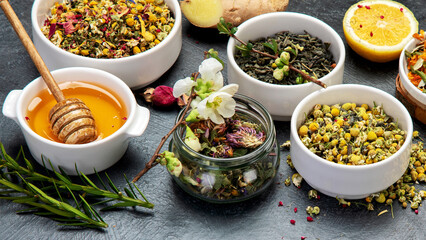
[2,67,150,175]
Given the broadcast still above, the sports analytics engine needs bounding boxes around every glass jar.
[169,94,279,203]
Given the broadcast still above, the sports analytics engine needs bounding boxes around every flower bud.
[273,68,284,81]
[280,51,290,65]
[274,58,284,68]
[184,126,202,152]
[143,85,177,107]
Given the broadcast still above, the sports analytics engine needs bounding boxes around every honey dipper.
[1,0,97,144]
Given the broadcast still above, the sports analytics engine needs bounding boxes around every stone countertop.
[0,0,425,239]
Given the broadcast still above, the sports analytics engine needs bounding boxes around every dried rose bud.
[142,85,177,107]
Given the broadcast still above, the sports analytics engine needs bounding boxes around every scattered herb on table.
[0,143,153,228]
[405,30,426,93]
[298,102,406,165]
[286,131,426,213]
[41,0,174,58]
[234,31,335,85]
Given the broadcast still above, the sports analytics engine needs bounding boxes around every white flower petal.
[190,96,202,109]
[211,72,224,90]
[217,97,236,118]
[173,77,194,97]
[218,84,239,96]
[208,111,225,124]
[199,58,223,81]
[196,98,209,118]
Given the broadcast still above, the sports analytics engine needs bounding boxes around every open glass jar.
[169,94,279,203]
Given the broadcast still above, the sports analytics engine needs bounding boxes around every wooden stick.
[0,0,65,102]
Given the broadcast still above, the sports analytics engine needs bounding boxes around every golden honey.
[26,81,127,143]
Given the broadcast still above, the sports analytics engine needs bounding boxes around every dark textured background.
[0,0,425,239]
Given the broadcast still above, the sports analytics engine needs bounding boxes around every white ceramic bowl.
[399,37,426,105]
[31,0,182,89]
[227,12,345,121]
[290,84,413,199]
[2,67,150,175]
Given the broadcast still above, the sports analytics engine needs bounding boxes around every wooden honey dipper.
[1,0,97,144]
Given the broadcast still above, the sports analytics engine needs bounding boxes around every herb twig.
[132,75,198,183]
[217,17,327,88]
[0,144,153,228]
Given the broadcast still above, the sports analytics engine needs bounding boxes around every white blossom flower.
[197,84,239,124]
[198,58,224,91]
[173,77,194,98]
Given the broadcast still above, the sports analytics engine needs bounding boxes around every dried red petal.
[365,5,371,9]
[151,85,177,107]
[357,4,363,8]
[400,8,403,12]
[25,116,30,121]
[278,201,284,206]
[370,32,373,37]
[294,207,298,213]
[380,15,384,19]
[290,219,296,225]
[122,117,127,120]
[360,24,363,28]
[307,216,314,222]
[48,23,56,39]
[301,237,306,240]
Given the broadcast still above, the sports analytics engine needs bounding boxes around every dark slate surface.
[0,0,425,239]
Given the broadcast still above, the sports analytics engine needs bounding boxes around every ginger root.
[180,0,290,28]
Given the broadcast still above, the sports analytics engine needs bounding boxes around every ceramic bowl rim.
[290,84,413,171]
[227,11,346,90]
[31,0,182,63]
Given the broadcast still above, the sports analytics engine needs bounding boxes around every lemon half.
[343,0,418,63]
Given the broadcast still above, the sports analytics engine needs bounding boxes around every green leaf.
[233,148,248,158]
[230,27,238,35]
[105,172,119,194]
[124,188,135,198]
[94,169,108,190]
[124,174,137,199]
[80,172,99,189]
[262,39,278,54]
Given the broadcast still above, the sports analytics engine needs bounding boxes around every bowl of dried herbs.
[225,12,345,121]
[31,0,182,89]
[290,84,413,200]
[168,94,280,203]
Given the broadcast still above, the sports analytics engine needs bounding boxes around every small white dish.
[2,67,150,175]
[290,84,413,199]
[31,0,182,89]
[227,12,345,121]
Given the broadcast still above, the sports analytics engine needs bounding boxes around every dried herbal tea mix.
[234,31,335,85]
[298,102,406,165]
[41,0,174,58]
[405,30,426,93]
[187,117,266,158]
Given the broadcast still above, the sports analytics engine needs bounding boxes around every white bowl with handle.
[2,67,150,175]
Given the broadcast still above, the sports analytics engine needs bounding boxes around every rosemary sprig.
[217,17,327,88]
[0,143,154,228]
